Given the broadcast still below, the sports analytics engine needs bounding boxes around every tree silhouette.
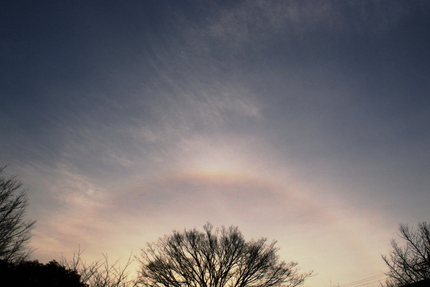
[0,167,35,262]
[138,223,313,287]
[0,259,86,287]
[60,248,137,287]
[382,222,430,286]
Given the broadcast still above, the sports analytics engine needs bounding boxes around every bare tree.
[0,166,35,262]
[382,222,430,286]
[61,248,138,287]
[138,223,313,287]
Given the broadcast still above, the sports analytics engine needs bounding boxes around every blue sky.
[1,1,430,286]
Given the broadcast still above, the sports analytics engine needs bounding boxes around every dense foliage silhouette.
[0,259,86,287]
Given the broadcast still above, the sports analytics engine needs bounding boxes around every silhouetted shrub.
[0,259,87,287]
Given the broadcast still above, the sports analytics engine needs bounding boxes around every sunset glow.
[1,1,429,286]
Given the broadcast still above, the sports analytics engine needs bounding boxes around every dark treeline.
[0,259,85,287]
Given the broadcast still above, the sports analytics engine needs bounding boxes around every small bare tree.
[382,222,430,286]
[0,167,35,262]
[138,223,313,287]
[61,248,138,287]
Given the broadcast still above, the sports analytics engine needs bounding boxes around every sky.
[1,0,430,286]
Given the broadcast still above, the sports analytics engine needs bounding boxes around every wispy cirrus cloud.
[2,1,430,286]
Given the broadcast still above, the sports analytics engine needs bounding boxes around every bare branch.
[382,222,430,286]
[61,248,137,287]
[138,224,313,287]
[0,167,35,262]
